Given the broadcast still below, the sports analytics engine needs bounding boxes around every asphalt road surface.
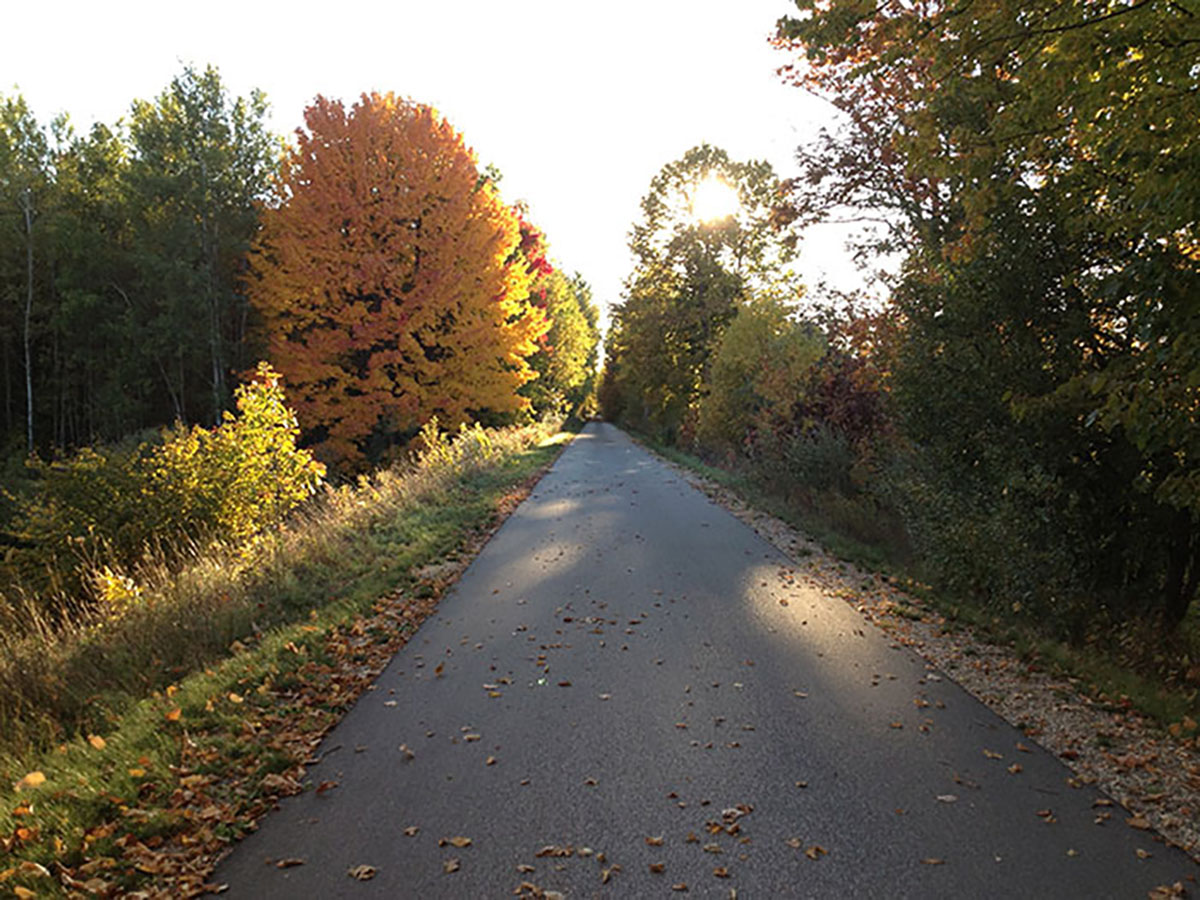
[215,423,1198,898]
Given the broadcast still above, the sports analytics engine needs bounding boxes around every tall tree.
[606,144,798,440]
[249,93,546,467]
[522,269,600,416]
[509,207,600,417]
[48,121,138,444]
[0,68,278,456]
[0,96,50,452]
[126,64,276,425]
[776,0,1200,628]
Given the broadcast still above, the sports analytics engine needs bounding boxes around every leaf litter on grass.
[0,456,560,898]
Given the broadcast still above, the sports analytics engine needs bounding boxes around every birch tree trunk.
[21,185,34,453]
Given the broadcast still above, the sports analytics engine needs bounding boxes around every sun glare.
[691,175,740,224]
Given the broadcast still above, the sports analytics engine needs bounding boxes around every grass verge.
[0,421,574,897]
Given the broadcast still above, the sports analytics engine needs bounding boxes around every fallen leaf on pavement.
[921,858,945,866]
[348,865,376,880]
[805,845,827,860]
[649,862,665,873]
[403,826,419,837]
[1148,883,1186,899]
[276,858,305,868]
[439,836,472,848]
[1127,816,1151,830]
[713,866,730,878]
[443,858,460,873]
[646,835,664,846]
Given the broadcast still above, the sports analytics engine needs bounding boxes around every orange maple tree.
[248,92,546,465]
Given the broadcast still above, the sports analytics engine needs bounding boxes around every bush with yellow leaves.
[6,363,324,605]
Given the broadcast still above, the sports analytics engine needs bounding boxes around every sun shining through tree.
[604,144,800,441]
[690,174,740,224]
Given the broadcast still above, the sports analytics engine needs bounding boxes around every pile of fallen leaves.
[2,465,552,898]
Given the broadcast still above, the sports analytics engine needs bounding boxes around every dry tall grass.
[0,419,559,762]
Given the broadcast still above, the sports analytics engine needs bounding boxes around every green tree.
[523,270,600,417]
[607,144,799,441]
[0,95,50,452]
[776,0,1200,628]
[45,120,143,445]
[0,67,276,456]
[125,64,277,426]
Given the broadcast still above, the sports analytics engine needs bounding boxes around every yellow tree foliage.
[249,93,546,466]
[697,292,823,452]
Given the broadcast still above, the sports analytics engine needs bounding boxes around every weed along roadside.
[0,421,576,898]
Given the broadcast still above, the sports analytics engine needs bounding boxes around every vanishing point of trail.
[215,423,1198,897]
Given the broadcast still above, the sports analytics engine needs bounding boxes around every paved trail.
[216,423,1198,897]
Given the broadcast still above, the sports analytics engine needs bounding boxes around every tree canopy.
[0,65,275,452]
[604,144,800,440]
[774,0,1200,628]
[249,93,547,466]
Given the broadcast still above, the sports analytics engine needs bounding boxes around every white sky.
[3,0,870,328]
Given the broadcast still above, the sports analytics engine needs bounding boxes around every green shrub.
[6,363,325,603]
